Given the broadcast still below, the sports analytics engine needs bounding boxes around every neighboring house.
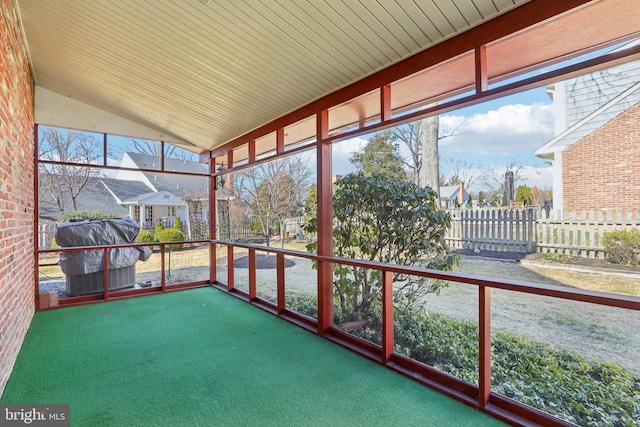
[39,176,129,218]
[439,183,469,209]
[535,41,640,211]
[106,153,222,236]
[40,152,234,240]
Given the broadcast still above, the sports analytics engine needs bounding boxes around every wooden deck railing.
[211,239,640,427]
[37,238,640,426]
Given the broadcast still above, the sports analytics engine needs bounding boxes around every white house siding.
[562,59,640,138]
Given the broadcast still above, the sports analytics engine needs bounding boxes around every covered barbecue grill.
[56,218,151,296]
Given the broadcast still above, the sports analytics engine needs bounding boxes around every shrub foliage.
[155,228,184,250]
[603,229,640,266]
[304,172,457,322]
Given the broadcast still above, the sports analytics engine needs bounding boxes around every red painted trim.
[33,124,40,310]
[211,0,592,157]
[489,394,576,427]
[161,246,166,291]
[249,248,256,300]
[227,150,233,169]
[277,253,285,314]
[475,45,487,93]
[276,129,285,154]
[382,270,393,364]
[103,248,110,300]
[478,286,491,408]
[381,85,391,122]
[248,140,256,163]
[316,110,333,335]
[227,245,234,291]
[209,166,217,283]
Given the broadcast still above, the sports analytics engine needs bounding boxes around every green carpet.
[2,287,505,426]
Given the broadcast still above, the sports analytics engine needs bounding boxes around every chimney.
[458,181,465,205]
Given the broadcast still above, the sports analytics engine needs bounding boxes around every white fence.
[446,208,640,258]
[38,221,58,249]
[447,208,536,253]
[537,209,640,258]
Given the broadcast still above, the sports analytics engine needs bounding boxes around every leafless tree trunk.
[420,116,440,203]
[38,127,103,213]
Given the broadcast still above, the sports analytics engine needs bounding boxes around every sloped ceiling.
[17,0,528,152]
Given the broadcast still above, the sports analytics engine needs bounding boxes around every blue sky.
[332,86,555,192]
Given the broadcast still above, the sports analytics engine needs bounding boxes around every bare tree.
[234,155,313,248]
[108,138,196,162]
[391,115,466,193]
[38,128,103,213]
[443,159,478,189]
[480,160,539,204]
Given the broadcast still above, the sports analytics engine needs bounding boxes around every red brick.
[563,101,640,211]
[0,0,35,397]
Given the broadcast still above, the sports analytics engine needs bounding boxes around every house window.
[145,206,153,223]
[168,206,176,217]
[133,206,140,222]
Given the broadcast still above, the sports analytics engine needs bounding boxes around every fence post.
[526,208,535,253]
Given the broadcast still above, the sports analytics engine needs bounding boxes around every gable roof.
[39,176,129,218]
[101,178,154,204]
[536,81,640,158]
[536,45,640,158]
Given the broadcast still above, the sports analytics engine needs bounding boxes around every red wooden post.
[103,248,110,300]
[227,245,235,291]
[381,85,391,122]
[382,270,394,363]
[316,109,333,335]
[249,248,256,300]
[277,253,285,314]
[248,140,256,163]
[227,150,234,169]
[475,45,487,93]
[33,124,40,309]
[479,285,491,407]
[276,128,285,154]
[209,158,217,283]
[161,245,166,291]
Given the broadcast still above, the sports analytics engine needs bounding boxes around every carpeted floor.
[1,287,505,426]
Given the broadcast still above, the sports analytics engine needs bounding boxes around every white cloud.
[331,136,368,175]
[440,103,553,155]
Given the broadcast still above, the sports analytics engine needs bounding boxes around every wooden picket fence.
[537,209,640,258]
[445,208,640,258]
[446,208,536,253]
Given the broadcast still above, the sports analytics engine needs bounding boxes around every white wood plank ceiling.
[17,0,527,152]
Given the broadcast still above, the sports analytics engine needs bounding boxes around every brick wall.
[0,0,35,396]
[563,101,640,211]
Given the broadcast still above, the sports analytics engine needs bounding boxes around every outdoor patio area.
[0,287,504,426]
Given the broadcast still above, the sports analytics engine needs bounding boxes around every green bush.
[602,229,640,265]
[173,215,183,232]
[395,312,640,426]
[59,210,120,222]
[137,229,155,244]
[155,228,184,250]
[154,220,164,238]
